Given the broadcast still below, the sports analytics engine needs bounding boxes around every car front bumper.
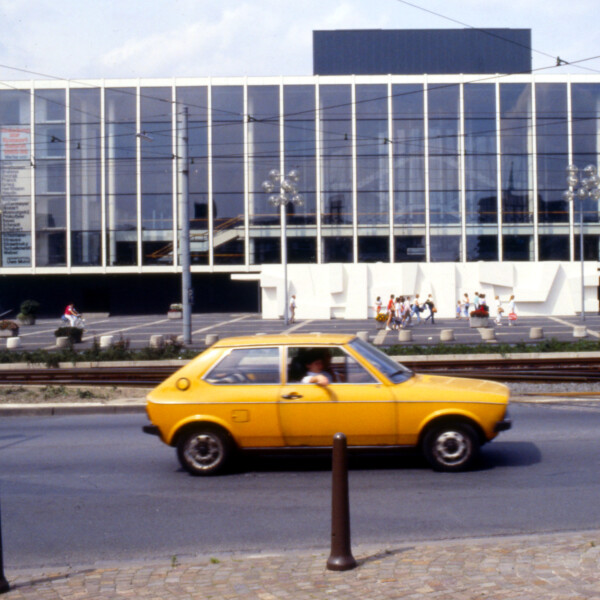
[494,412,512,433]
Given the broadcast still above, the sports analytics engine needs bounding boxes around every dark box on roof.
[313,29,531,75]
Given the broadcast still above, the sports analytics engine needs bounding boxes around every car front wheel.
[422,423,479,472]
[177,427,232,475]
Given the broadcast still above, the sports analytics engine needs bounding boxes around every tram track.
[0,355,597,386]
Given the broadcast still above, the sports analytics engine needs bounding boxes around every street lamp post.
[261,169,303,326]
[563,164,600,322]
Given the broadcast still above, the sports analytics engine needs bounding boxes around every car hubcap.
[434,431,469,465]
[185,434,222,470]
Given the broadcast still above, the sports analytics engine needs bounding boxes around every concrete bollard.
[205,334,219,346]
[99,335,114,348]
[149,334,164,348]
[480,328,496,341]
[356,331,369,342]
[529,327,544,340]
[326,433,356,572]
[440,329,455,342]
[398,329,412,342]
[6,337,20,350]
[573,326,587,338]
[56,336,70,348]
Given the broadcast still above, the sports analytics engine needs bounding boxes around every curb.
[0,403,146,416]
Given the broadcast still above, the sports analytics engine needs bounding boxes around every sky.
[0,0,598,81]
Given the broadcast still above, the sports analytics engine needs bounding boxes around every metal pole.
[282,202,288,326]
[580,198,585,322]
[327,433,356,571]
[0,490,10,594]
[178,106,192,344]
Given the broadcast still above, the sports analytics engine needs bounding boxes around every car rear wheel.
[177,427,232,475]
[422,423,479,472]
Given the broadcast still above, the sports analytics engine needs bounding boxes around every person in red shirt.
[385,294,395,331]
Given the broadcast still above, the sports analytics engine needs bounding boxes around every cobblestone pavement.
[3,530,600,599]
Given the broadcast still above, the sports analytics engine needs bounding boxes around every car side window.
[287,347,377,384]
[204,347,280,385]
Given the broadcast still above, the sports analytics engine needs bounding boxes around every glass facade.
[0,75,598,271]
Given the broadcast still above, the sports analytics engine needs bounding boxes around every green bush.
[19,300,40,317]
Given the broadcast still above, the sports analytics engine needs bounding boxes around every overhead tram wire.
[393,0,600,75]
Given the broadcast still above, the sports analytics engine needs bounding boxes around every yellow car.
[143,334,511,474]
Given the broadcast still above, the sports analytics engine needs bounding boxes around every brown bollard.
[326,432,357,571]
[0,493,9,594]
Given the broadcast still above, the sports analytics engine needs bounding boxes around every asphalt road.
[8,312,600,350]
[2,403,600,569]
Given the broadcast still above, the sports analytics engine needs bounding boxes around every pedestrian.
[507,294,517,326]
[289,295,296,323]
[424,294,436,324]
[403,296,412,326]
[473,292,480,310]
[374,296,382,315]
[385,294,395,331]
[411,294,422,324]
[394,295,403,329]
[456,300,462,319]
[494,295,503,326]
[462,293,470,318]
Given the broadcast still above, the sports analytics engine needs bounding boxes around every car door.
[278,346,396,446]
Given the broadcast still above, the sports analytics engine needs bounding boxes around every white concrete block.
[6,337,20,349]
[100,335,114,348]
[150,334,164,348]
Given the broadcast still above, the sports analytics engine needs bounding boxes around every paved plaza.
[6,312,600,351]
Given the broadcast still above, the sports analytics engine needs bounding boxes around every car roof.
[212,333,356,348]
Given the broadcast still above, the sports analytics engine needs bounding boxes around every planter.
[469,316,489,328]
[17,315,35,326]
[0,328,19,337]
[168,310,182,320]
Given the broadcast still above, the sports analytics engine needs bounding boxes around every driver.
[301,349,333,386]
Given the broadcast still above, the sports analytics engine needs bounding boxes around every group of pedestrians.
[375,294,436,330]
[456,292,517,326]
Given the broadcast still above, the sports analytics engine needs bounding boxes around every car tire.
[422,422,479,472]
[177,426,232,476]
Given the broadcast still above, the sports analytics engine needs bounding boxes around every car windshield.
[348,338,413,384]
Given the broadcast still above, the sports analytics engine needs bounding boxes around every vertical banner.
[0,126,32,266]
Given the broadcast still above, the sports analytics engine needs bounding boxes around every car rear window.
[204,347,281,385]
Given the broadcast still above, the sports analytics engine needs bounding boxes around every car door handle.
[281,393,303,400]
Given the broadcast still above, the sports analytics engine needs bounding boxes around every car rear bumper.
[142,424,160,436]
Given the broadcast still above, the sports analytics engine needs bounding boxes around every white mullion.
[279,80,285,266]
[243,80,250,268]
[567,77,575,262]
[172,82,178,270]
[459,79,466,262]
[100,82,107,270]
[136,81,142,271]
[208,80,214,267]
[424,78,430,262]
[66,82,72,270]
[30,85,36,270]
[388,77,394,262]
[531,78,539,262]
[315,80,322,264]
[351,77,358,263]
[496,78,503,261]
